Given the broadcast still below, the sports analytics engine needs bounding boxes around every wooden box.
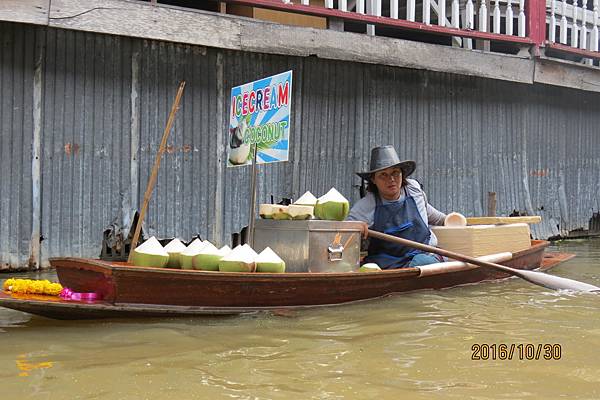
[226,2,327,29]
[430,223,531,257]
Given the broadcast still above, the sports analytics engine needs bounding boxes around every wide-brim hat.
[356,145,416,180]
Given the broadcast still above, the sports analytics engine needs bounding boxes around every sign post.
[227,71,293,246]
[247,144,258,246]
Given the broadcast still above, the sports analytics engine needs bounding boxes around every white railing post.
[366,0,373,35]
[407,0,416,21]
[560,0,568,43]
[479,0,488,32]
[301,0,309,5]
[571,0,579,47]
[356,0,365,13]
[452,0,461,46]
[493,0,501,33]
[462,3,474,48]
[549,0,556,42]
[518,0,526,37]
[391,0,399,19]
[424,0,431,24]
[325,0,333,8]
[339,0,347,12]
[592,0,599,52]
[439,0,446,26]
[366,0,380,36]
[466,0,474,29]
[452,0,460,27]
[581,0,588,50]
[506,0,514,35]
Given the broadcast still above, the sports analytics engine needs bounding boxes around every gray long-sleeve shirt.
[347,179,446,246]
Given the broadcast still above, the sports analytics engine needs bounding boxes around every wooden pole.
[127,81,186,263]
[247,143,259,247]
[487,191,497,216]
[526,0,547,55]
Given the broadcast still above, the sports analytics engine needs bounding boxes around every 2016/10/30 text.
[471,343,562,360]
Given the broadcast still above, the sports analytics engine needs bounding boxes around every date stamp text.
[471,343,562,360]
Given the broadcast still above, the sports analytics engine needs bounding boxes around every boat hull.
[56,241,551,308]
[0,241,576,319]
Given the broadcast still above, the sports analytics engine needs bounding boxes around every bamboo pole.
[127,81,186,264]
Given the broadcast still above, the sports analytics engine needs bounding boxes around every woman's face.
[372,167,403,200]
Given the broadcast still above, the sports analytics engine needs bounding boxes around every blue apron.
[365,188,431,269]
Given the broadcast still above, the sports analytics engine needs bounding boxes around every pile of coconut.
[259,188,350,222]
[130,237,285,273]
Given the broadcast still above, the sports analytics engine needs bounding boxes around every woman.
[348,145,446,269]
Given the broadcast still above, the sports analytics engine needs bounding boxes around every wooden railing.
[222,0,535,45]
[218,0,600,64]
[546,0,600,64]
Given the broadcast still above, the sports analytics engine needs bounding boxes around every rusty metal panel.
[0,23,36,270]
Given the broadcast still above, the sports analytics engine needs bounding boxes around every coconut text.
[243,121,288,145]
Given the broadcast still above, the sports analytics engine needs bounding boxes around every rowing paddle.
[368,229,600,292]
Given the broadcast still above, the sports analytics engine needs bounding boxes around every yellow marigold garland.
[3,278,63,296]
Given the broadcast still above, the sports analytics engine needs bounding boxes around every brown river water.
[1,239,600,399]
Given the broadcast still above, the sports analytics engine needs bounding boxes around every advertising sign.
[227,70,292,167]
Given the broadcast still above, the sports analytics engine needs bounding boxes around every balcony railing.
[219,0,600,65]
[546,0,600,64]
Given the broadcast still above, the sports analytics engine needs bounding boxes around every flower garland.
[3,278,63,296]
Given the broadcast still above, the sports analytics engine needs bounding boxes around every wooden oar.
[127,81,186,264]
[368,229,600,292]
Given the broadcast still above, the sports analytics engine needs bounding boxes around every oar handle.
[367,230,516,274]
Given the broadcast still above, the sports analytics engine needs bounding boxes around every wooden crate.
[430,223,531,257]
[226,2,327,29]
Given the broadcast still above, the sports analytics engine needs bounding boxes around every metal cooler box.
[253,219,363,273]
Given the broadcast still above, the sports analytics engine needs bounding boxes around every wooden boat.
[0,241,575,319]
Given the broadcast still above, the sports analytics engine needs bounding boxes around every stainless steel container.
[253,219,363,273]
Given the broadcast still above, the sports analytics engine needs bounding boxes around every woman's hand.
[359,221,369,239]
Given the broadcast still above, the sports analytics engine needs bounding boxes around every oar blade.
[516,269,600,292]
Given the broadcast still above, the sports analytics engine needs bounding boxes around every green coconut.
[163,238,187,268]
[288,204,314,220]
[290,191,316,220]
[131,236,169,268]
[294,191,317,206]
[218,244,257,272]
[255,247,286,273]
[314,188,350,221]
[359,263,382,272]
[180,239,209,270]
[259,204,277,219]
[193,243,231,271]
[272,205,292,220]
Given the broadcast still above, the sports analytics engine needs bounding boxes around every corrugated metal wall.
[40,28,134,262]
[1,21,599,270]
[0,23,36,269]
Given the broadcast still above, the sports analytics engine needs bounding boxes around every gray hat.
[356,145,416,180]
